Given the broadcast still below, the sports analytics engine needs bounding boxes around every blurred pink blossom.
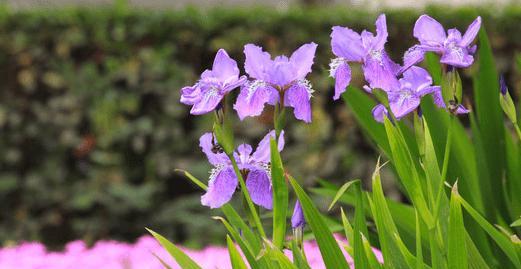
[0,235,382,269]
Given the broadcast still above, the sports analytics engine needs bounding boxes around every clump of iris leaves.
[148,16,521,269]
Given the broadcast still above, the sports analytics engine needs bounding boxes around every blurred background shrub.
[0,3,520,249]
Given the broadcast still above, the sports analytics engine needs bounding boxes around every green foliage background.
[0,4,520,248]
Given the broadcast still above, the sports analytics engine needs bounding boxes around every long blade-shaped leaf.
[447,185,467,269]
[271,138,288,249]
[146,228,202,269]
[227,235,248,269]
[288,175,351,269]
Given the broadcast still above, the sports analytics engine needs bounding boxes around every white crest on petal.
[295,79,314,98]
[246,80,268,102]
[329,57,347,77]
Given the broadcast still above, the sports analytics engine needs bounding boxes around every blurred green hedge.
[0,4,520,248]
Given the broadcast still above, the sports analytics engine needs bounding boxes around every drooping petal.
[460,16,481,47]
[199,133,229,166]
[330,26,365,62]
[284,80,313,123]
[212,49,240,82]
[201,166,238,209]
[233,144,253,167]
[373,14,388,51]
[332,61,351,100]
[362,51,401,92]
[400,45,426,73]
[291,201,305,228]
[190,84,224,115]
[290,42,318,80]
[244,44,272,81]
[417,86,441,97]
[180,85,201,105]
[401,66,433,93]
[234,81,278,120]
[414,15,446,46]
[221,75,247,94]
[388,90,421,119]
[246,169,273,210]
[440,47,474,68]
[432,89,446,108]
[372,104,388,123]
[252,130,285,163]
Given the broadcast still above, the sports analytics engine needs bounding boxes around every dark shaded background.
[0,4,520,249]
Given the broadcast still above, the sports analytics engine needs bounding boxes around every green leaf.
[151,252,173,269]
[213,120,234,154]
[458,194,521,268]
[328,180,358,211]
[352,180,370,269]
[288,175,351,269]
[271,138,288,249]
[262,239,298,269]
[227,235,248,269]
[511,217,521,228]
[447,184,468,269]
[291,241,312,269]
[146,228,202,269]
[175,169,207,191]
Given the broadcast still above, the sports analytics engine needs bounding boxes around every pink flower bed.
[0,235,382,268]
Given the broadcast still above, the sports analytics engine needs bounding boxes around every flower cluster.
[330,14,481,122]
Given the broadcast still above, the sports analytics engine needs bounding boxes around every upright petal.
[400,45,426,73]
[373,14,388,51]
[201,166,238,209]
[330,26,365,62]
[244,44,272,81]
[234,144,253,167]
[460,16,481,47]
[332,62,351,100]
[252,130,285,163]
[199,133,229,166]
[222,75,247,94]
[401,66,433,93]
[414,15,446,46]
[290,43,318,80]
[372,104,388,123]
[246,169,273,210]
[268,56,295,86]
[234,81,278,120]
[212,49,240,81]
[284,80,313,123]
[291,201,305,228]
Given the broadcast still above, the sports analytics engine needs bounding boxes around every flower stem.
[229,156,267,238]
[514,123,521,141]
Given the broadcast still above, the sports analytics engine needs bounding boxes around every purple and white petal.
[290,42,318,80]
[201,166,238,209]
[244,44,272,81]
[455,104,470,114]
[269,56,295,86]
[199,133,229,166]
[212,49,240,82]
[432,89,446,108]
[291,201,305,228]
[372,104,388,123]
[252,130,285,163]
[388,90,421,119]
[417,86,441,97]
[400,45,426,73]
[440,47,474,68]
[331,61,351,100]
[362,52,401,92]
[414,15,447,46]
[180,85,201,105]
[460,16,481,47]
[221,75,247,94]
[330,26,365,62]
[234,81,278,120]
[190,84,224,115]
[246,169,273,210]
[284,80,313,123]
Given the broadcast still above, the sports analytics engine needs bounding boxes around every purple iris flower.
[291,201,305,229]
[402,15,481,71]
[330,14,401,100]
[371,66,444,122]
[234,43,318,123]
[181,49,247,115]
[199,130,284,209]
